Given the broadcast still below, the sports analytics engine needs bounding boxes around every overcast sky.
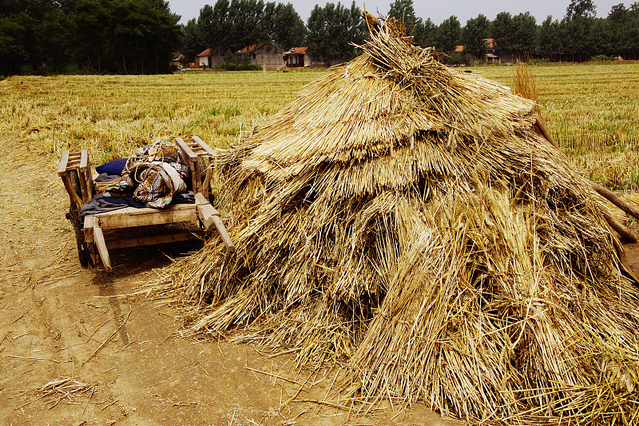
[168,0,627,26]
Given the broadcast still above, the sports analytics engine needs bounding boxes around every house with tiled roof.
[283,47,323,68]
[240,43,283,69]
[283,47,307,67]
[197,47,224,68]
[455,38,501,64]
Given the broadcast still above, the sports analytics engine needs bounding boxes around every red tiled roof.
[284,47,307,56]
[197,47,223,57]
[455,39,495,53]
[240,44,269,53]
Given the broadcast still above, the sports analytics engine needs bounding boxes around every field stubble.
[478,62,639,189]
[1,64,639,189]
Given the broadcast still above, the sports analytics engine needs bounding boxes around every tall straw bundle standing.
[513,59,539,108]
[155,18,639,425]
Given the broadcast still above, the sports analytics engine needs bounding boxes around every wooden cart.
[58,136,234,272]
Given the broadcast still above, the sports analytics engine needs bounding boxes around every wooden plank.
[79,149,89,170]
[77,150,93,202]
[83,215,95,243]
[192,160,202,194]
[175,137,200,191]
[82,216,98,268]
[78,168,89,203]
[105,232,200,250]
[96,204,198,230]
[536,117,557,148]
[191,135,217,157]
[195,193,235,252]
[591,181,639,222]
[58,151,71,176]
[201,166,212,201]
[67,153,82,168]
[600,207,637,243]
[62,174,83,209]
[175,137,197,160]
[195,192,218,212]
[85,154,95,200]
[93,219,112,272]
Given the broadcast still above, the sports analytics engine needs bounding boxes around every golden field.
[1,63,638,189]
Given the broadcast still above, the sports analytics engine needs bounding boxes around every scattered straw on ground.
[20,378,95,410]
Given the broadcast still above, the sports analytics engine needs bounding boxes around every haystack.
[156,18,639,425]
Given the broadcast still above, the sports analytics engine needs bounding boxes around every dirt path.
[0,137,461,426]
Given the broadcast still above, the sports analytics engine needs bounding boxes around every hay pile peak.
[157,18,639,425]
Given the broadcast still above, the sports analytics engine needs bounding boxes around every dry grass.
[20,378,95,410]
[1,62,638,191]
[477,62,639,189]
[512,60,539,107]
[0,71,322,164]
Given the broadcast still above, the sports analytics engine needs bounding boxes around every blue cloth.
[96,158,127,175]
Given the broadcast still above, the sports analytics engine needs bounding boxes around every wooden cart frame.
[58,136,234,272]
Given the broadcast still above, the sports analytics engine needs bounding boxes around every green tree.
[414,17,437,48]
[435,15,461,53]
[511,12,537,59]
[608,3,639,58]
[492,12,514,56]
[591,17,612,56]
[306,1,366,66]
[110,0,181,74]
[0,0,79,75]
[562,0,599,62]
[260,1,277,43]
[180,18,205,64]
[39,10,73,72]
[72,0,112,72]
[198,1,232,54]
[71,0,181,74]
[629,3,639,59]
[271,3,306,50]
[147,0,180,24]
[0,13,38,74]
[536,16,562,59]
[609,3,630,22]
[388,0,419,33]
[462,14,491,60]
[566,0,597,19]
[0,0,56,19]
[227,0,265,52]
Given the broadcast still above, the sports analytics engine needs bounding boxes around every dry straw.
[155,18,639,425]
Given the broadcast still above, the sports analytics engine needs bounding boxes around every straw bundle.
[156,18,639,424]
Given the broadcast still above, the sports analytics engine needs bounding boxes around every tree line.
[2,0,639,76]
[0,0,181,75]
[390,0,639,63]
[184,0,639,66]
[180,0,366,67]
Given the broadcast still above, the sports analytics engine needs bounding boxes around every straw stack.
[156,18,639,425]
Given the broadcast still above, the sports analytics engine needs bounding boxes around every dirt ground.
[0,135,467,426]
[3,135,639,426]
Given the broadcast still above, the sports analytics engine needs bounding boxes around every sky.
[168,0,627,26]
